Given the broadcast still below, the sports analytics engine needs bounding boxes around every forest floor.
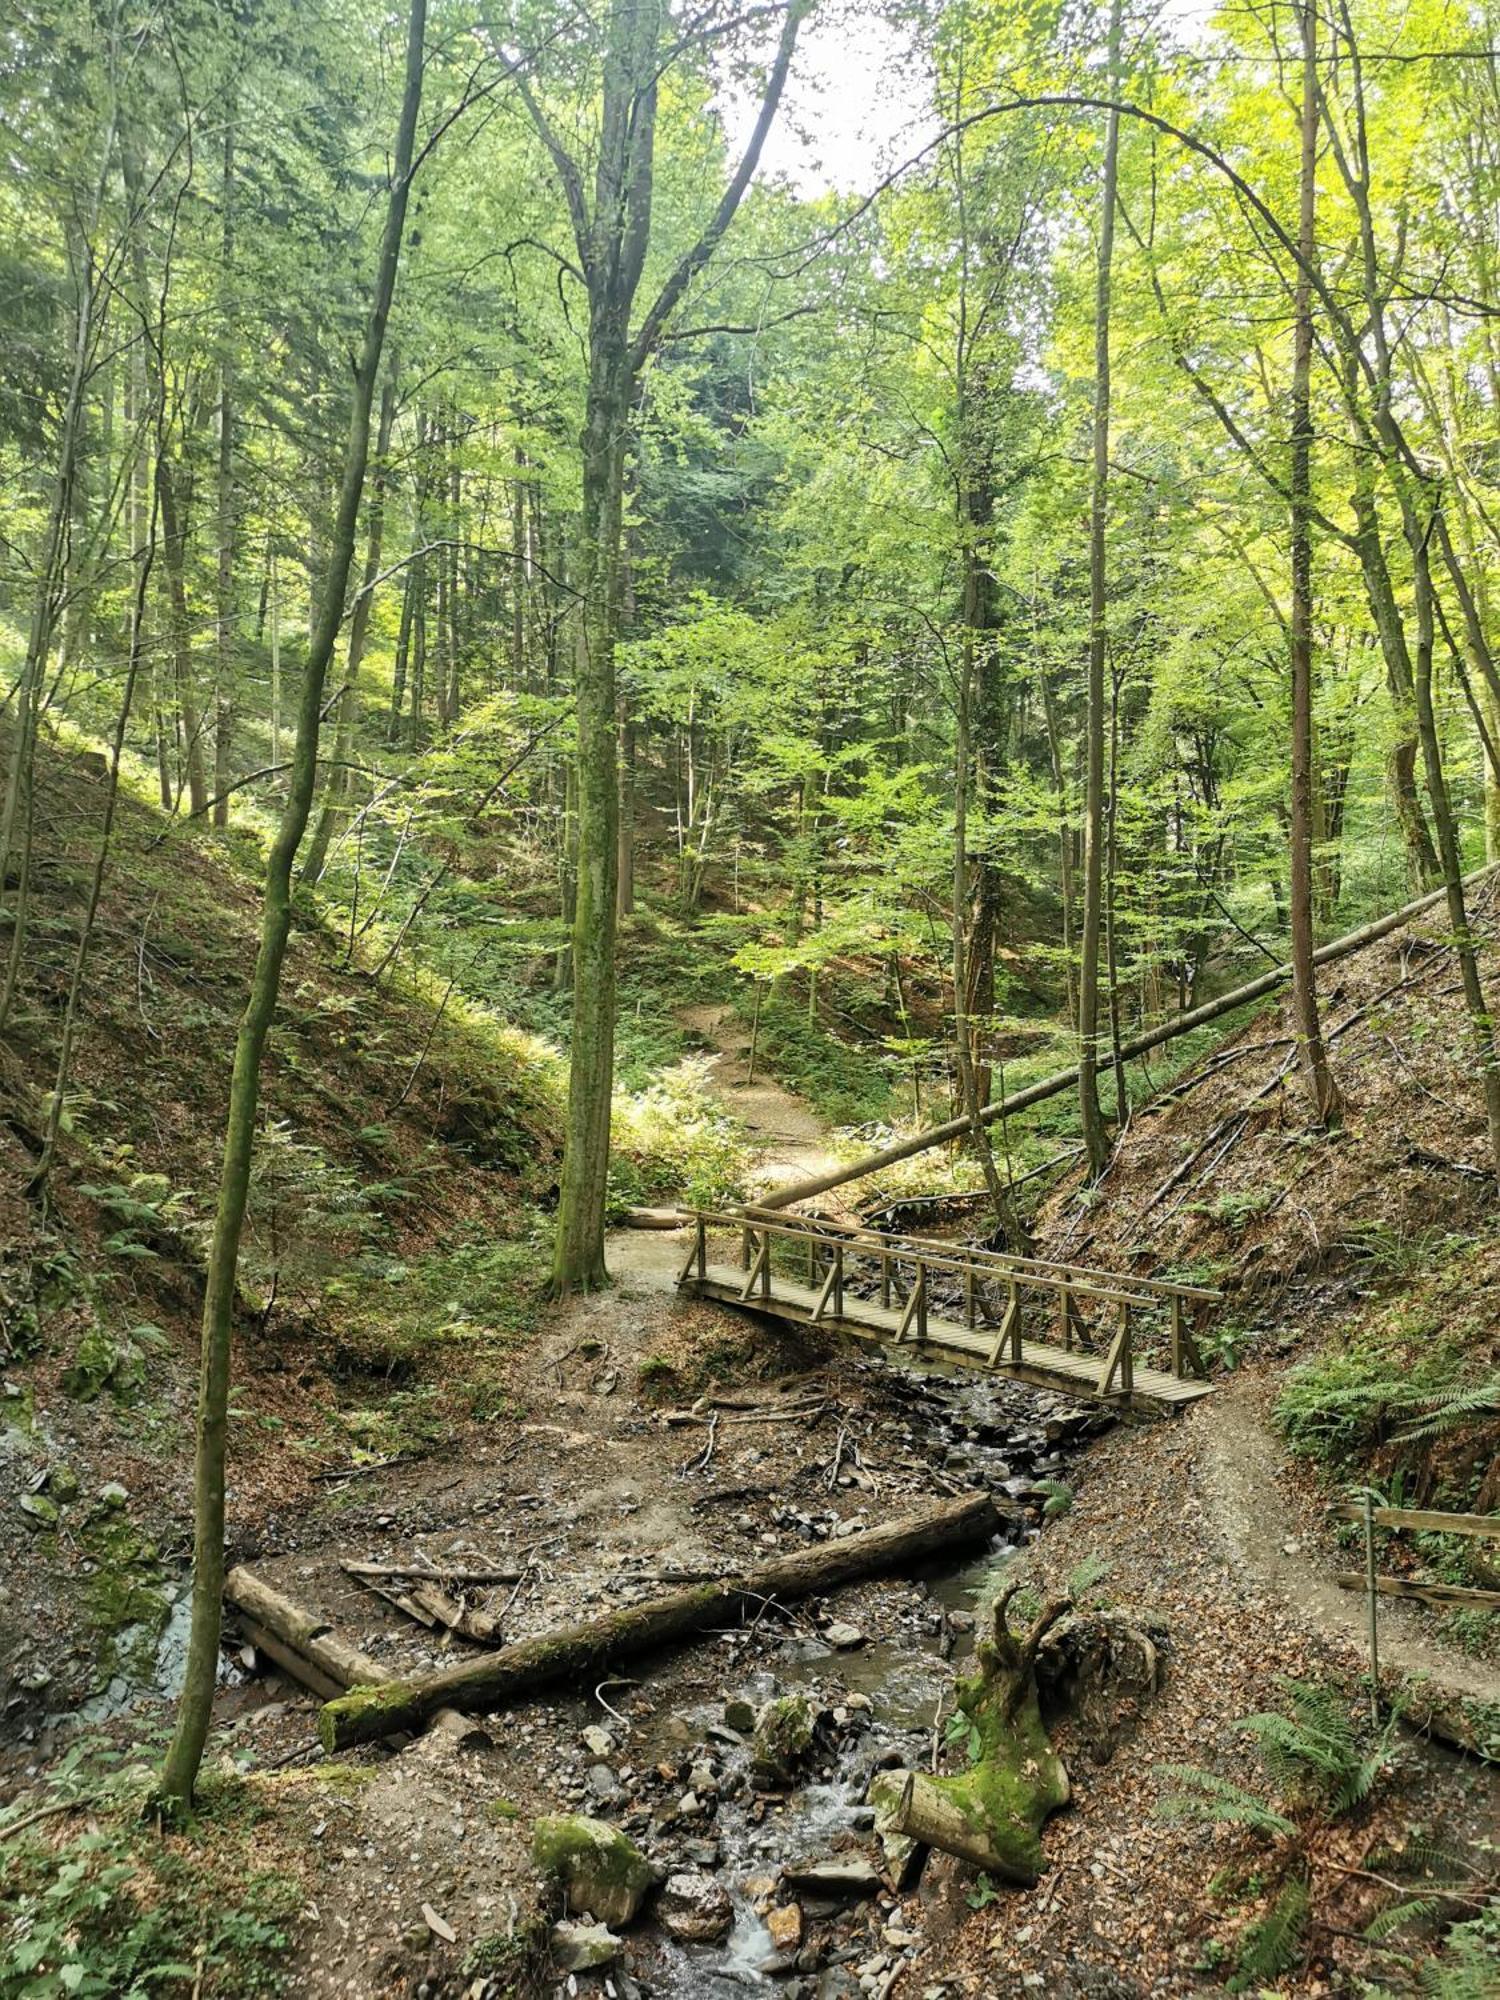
[42,1024,1495,1999]
[3,742,1498,1999]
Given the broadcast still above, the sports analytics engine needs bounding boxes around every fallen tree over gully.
[317,1492,998,1751]
[759,869,1495,1210]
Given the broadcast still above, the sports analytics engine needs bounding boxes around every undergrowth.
[1159,1679,1493,1993]
[0,1743,299,1998]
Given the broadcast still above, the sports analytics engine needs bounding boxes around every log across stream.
[214,1355,1118,1992]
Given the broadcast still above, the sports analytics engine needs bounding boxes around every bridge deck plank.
[684,1264,1212,1411]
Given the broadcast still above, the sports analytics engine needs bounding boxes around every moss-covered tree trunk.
[158,0,427,1810]
[871,1583,1071,1884]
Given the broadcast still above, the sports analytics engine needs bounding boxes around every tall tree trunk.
[212,121,237,830]
[159,0,427,1810]
[1077,0,1122,1175]
[1288,0,1340,1125]
[302,367,398,884]
[529,0,803,1292]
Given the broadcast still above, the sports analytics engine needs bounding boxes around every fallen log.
[318,1492,999,1752]
[226,1565,390,1697]
[758,867,1497,1210]
[225,1566,485,1743]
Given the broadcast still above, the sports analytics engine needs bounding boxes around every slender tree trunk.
[268,542,281,773]
[37,431,163,1180]
[159,0,427,1810]
[1077,0,1122,1174]
[1408,518,1500,1179]
[388,556,415,743]
[510,465,527,688]
[953,650,1023,1245]
[1288,0,1340,1125]
[302,367,398,884]
[212,121,237,830]
[0,206,106,1037]
[156,456,209,819]
[617,703,636,919]
[1104,664,1128,1122]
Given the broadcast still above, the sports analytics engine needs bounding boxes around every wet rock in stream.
[657,1870,733,1941]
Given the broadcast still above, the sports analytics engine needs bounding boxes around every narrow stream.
[617,1354,1114,1999]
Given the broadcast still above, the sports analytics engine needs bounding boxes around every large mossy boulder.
[532,1813,658,1926]
[750,1692,816,1787]
[869,1584,1072,1886]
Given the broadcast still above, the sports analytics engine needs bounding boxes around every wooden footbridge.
[677,1210,1221,1413]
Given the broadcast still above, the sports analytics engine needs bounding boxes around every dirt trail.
[1198,1373,1497,1703]
[675,1001,845,1198]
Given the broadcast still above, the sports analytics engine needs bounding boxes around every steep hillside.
[0,734,709,1725]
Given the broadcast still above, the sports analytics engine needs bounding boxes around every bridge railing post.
[1009,1279,1022,1364]
[916,1261,928,1342]
[1060,1284,1073,1351]
[880,1251,890,1312]
[760,1227,771,1300]
[834,1243,844,1317]
[696,1213,707,1280]
[964,1262,976,1328]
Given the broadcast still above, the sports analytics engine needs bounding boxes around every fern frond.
[1394,1377,1500,1443]
[1232,1875,1309,1989]
[1068,1552,1110,1600]
[1365,1895,1443,1941]
[1154,1765,1295,1839]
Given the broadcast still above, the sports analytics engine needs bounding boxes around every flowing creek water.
[607,1352,1116,1999]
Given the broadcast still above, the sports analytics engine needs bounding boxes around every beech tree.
[160,0,429,1809]
[508,0,810,1293]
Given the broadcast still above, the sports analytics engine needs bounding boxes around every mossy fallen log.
[317,1492,998,1752]
[870,1582,1072,1884]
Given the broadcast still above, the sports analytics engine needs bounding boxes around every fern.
[1154,1765,1295,1839]
[1240,1677,1394,1813]
[1419,1905,1500,1998]
[1232,1875,1310,1990]
[1394,1377,1500,1444]
[1067,1552,1110,1601]
[1365,1894,1444,1941]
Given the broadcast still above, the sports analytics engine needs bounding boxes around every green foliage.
[1417,1904,1500,1998]
[1276,1235,1500,1503]
[1155,1766,1297,1840]
[0,1750,297,1998]
[1034,1477,1073,1520]
[610,1059,750,1212]
[1230,1876,1309,1991]
[1239,1679,1394,1815]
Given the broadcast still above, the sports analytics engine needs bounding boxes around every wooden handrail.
[738,1205,1220,1304]
[1328,1504,1500,1538]
[697,1209,1190,1313]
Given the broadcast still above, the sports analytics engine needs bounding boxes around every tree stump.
[871,1582,1072,1885]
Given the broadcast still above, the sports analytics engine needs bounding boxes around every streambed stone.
[657,1870,732,1942]
[532,1813,658,1926]
[550,1919,621,1971]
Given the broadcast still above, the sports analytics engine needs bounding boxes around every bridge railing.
[678,1208,1223,1395]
